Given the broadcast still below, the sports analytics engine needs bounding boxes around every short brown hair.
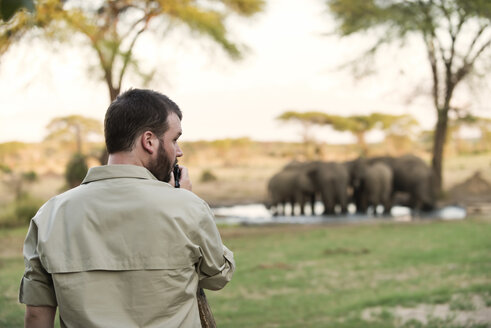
[104,89,182,154]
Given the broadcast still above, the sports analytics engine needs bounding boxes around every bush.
[200,169,218,182]
[0,196,43,227]
[65,153,88,188]
[14,197,43,225]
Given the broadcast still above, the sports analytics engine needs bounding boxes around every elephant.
[369,154,436,212]
[283,161,317,215]
[306,161,349,215]
[349,157,393,215]
[266,161,317,216]
[266,169,297,216]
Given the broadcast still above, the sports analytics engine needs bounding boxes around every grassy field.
[1,217,490,327]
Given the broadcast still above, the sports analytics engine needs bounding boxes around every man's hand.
[171,165,192,191]
[25,305,56,328]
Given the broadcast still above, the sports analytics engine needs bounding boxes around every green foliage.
[278,111,418,134]
[55,0,264,100]
[325,0,491,190]
[200,169,218,182]
[1,0,64,56]
[21,170,37,183]
[277,110,418,154]
[0,0,34,21]
[0,163,11,173]
[65,153,88,189]
[0,141,27,158]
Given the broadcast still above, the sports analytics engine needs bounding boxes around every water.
[212,203,467,226]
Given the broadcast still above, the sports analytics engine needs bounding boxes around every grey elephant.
[306,161,349,215]
[266,161,317,216]
[369,154,436,212]
[349,157,393,215]
[266,169,297,216]
[283,161,318,215]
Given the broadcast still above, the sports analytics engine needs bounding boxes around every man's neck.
[107,152,145,167]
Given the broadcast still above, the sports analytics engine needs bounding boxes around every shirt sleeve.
[194,202,236,291]
[19,219,58,307]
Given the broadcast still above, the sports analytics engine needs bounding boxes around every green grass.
[0,227,27,328]
[209,218,491,327]
[1,218,490,327]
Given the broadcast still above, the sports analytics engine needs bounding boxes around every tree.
[1,1,32,57]
[0,0,34,22]
[449,113,491,153]
[45,115,103,154]
[40,0,264,102]
[277,110,418,155]
[277,111,331,159]
[325,0,491,194]
[1,164,38,200]
[322,113,418,155]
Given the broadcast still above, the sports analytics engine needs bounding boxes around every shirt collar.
[82,165,159,184]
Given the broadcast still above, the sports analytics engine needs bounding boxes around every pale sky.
[0,0,489,144]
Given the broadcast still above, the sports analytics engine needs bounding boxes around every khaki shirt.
[19,165,235,328]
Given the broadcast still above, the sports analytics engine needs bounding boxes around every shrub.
[200,169,217,182]
[0,196,43,227]
[14,197,43,225]
[65,153,88,188]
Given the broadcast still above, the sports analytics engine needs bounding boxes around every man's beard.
[148,141,176,182]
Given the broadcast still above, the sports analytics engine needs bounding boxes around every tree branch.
[469,34,491,66]
[424,35,441,110]
[117,14,152,91]
[464,24,489,63]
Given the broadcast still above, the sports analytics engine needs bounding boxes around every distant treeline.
[2,135,489,176]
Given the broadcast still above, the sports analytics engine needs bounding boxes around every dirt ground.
[446,170,491,205]
[362,294,491,326]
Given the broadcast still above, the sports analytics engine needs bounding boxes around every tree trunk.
[99,84,120,165]
[356,132,367,156]
[109,85,120,102]
[431,108,449,196]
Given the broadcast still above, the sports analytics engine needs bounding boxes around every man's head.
[104,89,183,182]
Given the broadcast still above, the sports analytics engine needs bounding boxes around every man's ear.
[140,131,157,154]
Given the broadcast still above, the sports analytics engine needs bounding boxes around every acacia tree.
[1,0,33,57]
[277,111,332,159]
[325,0,491,194]
[278,111,417,155]
[45,115,103,154]
[449,113,491,153]
[45,0,265,102]
[0,0,34,22]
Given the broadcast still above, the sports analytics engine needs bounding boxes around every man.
[19,89,235,327]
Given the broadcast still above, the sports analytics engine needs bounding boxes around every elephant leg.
[324,195,335,215]
[340,199,348,215]
[271,204,277,216]
[299,194,306,216]
[338,186,348,215]
[289,197,296,216]
[279,202,285,216]
[357,190,368,214]
[382,195,392,216]
[355,188,367,214]
[310,193,316,215]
